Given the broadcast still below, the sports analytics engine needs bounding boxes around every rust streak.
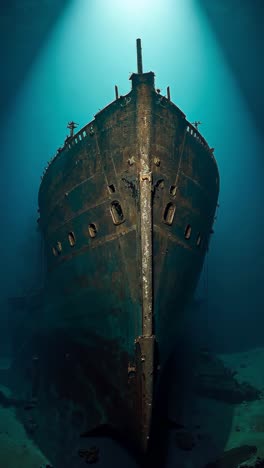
[135,72,155,452]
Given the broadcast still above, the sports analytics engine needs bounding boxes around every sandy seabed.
[0,357,50,468]
[0,404,50,468]
[1,349,264,467]
[165,347,264,467]
[220,347,264,458]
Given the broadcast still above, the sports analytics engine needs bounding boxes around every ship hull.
[11,72,219,464]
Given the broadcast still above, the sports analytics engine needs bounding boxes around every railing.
[41,92,214,183]
[186,123,208,149]
[40,121,95,182]
[155,90,213,155]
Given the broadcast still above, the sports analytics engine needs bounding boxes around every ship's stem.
[134,64,154,452]
[139,172,152,337]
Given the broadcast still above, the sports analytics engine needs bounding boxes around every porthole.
[185,225,192,239]
[52,247,58,257]
[57,241,62,252]
[108,184,116,193]
[52,241,62,256]
[110,201,125,225]
[88,223,97,238]
[163,202,176,225]
[169,185,177,196]
[155,179,164,190]
[68,231,76,246]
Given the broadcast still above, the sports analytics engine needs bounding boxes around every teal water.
[0,1,263,467]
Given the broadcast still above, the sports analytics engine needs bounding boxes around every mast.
[67,121,78,137]
[136,38,143,74]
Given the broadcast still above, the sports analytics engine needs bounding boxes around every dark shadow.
[1,300,262,467]
[0,0,71,122]
[198,0,264,133]
[147,325,260,468]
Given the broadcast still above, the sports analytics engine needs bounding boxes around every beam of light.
[2,0,264,358]
[102,0,168,15]
[5,0,245,171]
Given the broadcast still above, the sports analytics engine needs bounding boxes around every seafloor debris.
[204,445,257,468]
[78,446,99,464]
[195,352,261,403]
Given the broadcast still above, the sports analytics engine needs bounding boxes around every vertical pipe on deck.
[137,38,143,74]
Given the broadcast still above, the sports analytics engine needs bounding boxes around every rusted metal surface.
[14,39,221,462]
[139,170,153,337]
[135,335,155,451]
[135,71,156,449]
